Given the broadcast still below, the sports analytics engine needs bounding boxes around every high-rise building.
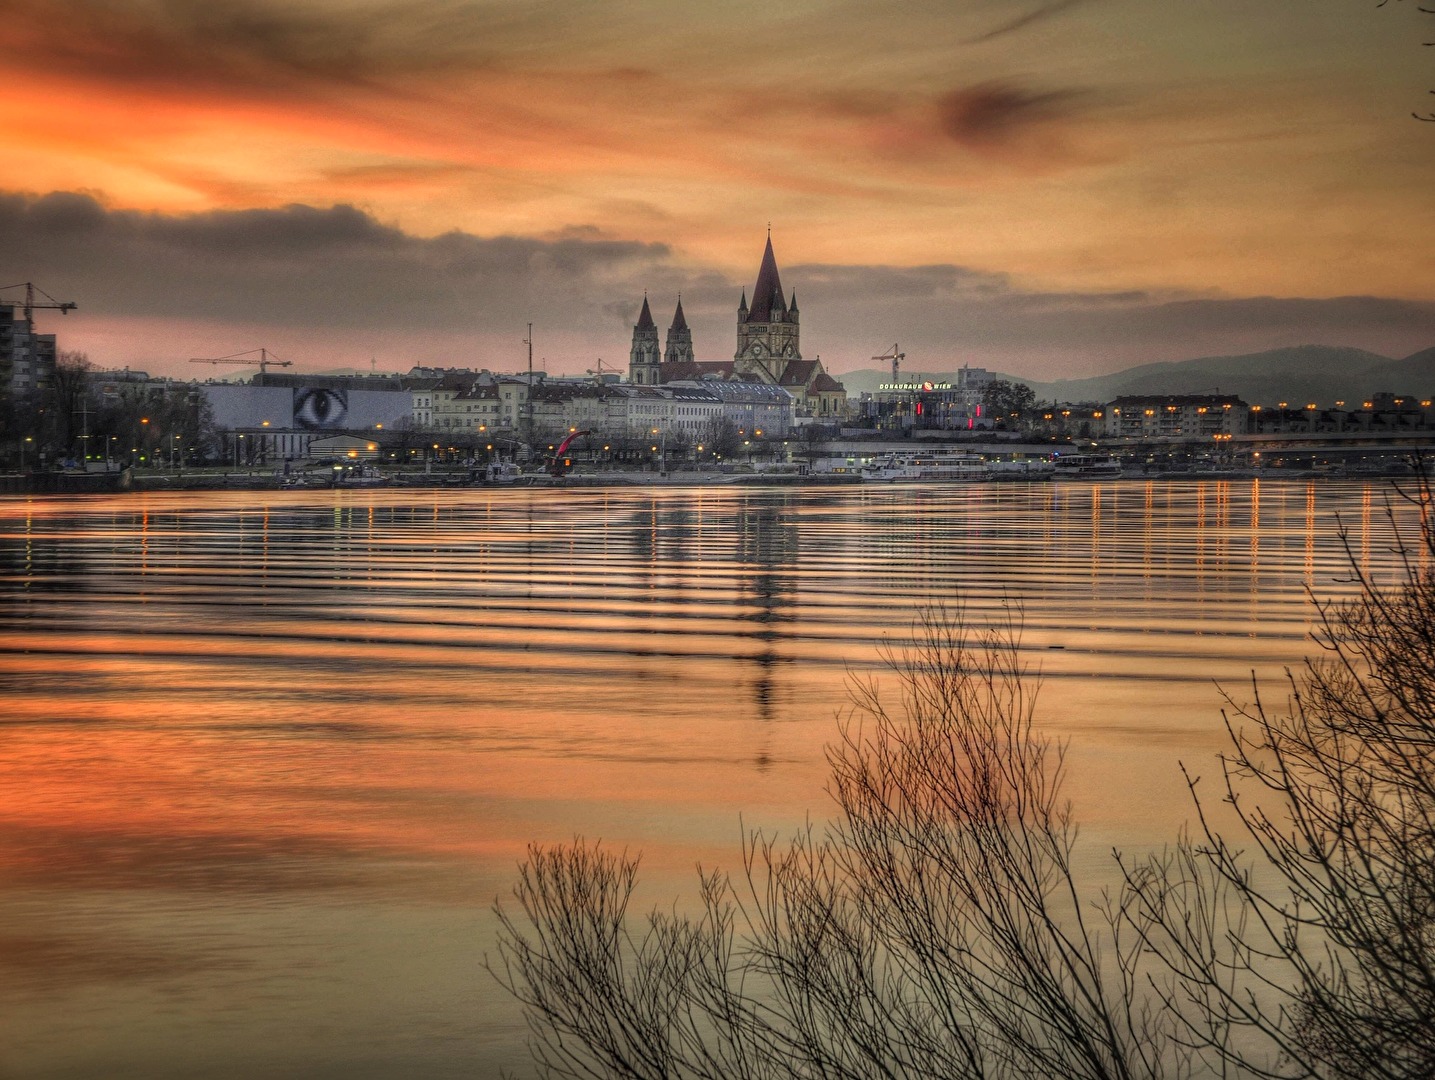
[0,304,57,402]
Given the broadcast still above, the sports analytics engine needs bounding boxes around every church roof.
[812,372,845,392]
[669,297,688,332]
[636,296,656,330]
[777,359,820,387]
[745,236,787,323]
[661,360,735,381]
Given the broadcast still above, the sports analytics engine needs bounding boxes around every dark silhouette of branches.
[494,468,1435,1078]
[1121,464,1435,1078]
[1377,0,1435,120]
[490,607,1185,1080]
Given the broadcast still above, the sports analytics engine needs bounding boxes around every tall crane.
[189,348,294,375]
[873,344,905,385]
[1,282,77,323]
[586,358,617,381]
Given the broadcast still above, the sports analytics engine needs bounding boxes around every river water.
[0,480,1422,1078]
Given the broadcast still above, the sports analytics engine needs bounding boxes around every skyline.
[2,0,1434,379]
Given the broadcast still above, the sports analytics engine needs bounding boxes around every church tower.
[628,295,660,385]
[734,234,800,382]
[663,297,694,366]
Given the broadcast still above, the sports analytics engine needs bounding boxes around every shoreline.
[0,465,1417,496]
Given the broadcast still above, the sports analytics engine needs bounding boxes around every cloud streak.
[936,82,1086,148]
[963,0,1090,44]
[0,0,512,97]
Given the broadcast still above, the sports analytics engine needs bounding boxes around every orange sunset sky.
[1,0,1433,379]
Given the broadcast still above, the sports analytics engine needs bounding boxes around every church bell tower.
[628,295,660,385]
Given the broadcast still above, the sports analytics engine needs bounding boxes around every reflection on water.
[0,481,1420,1078]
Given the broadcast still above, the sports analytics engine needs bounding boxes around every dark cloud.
[0,190,672,335]
[786,262,1435,378]
[4,190,1433,379]
[937,82,1084,147]
[785,263,1013,301]
[0,0,541,97]
[963,0,1090,44]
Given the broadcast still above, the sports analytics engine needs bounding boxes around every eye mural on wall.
[292,388,349,429]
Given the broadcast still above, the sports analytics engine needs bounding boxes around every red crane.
[549,430,590,477]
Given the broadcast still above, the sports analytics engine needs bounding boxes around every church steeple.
[744,235,787,324]
[629,293,660,385]
[636,295,656,330]
[664,296,694,366]
[734,233,799,372]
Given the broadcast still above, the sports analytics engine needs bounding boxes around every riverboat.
[862,452,990,483]
[987,459,1056,481]
[478,461,523,485]
[1051,453,1123,478]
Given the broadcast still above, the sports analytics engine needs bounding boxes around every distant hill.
[839,345,1435,406]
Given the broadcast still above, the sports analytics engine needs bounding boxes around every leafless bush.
[494,471,1435,1079]
[1120,467,1435,1078]
[491,606,1182,1079]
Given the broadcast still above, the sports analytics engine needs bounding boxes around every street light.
[20,436,32,471]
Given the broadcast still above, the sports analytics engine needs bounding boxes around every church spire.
[630,294,660,384]
[734,232,800,367]
[664,294,694,366]
[745,235,786,323]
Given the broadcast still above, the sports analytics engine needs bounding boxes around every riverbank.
[0,462,1419,495]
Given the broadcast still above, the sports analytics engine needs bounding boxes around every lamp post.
[235,433,244,469]
[20,436,32,472]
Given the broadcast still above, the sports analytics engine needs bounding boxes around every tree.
[35,350,93,460]
[982,379,1037,426]
[492,607,1183,1080]
[493,471,1435,1080]
[1120,468,1435,1078]
[698,416,741,462]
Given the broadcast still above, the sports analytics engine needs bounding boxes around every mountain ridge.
[838,345,1435,406]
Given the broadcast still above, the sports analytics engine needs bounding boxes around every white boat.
[1052,453,1123,478]
[987,458,1055,481]
[480,461,523,485]
[862,452,990,483]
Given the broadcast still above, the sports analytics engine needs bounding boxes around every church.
[627,236,847,419]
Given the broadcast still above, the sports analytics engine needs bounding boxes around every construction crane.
[586,358,617,381]
[189,348,294,375]
[873,344,905,385]
[1,282,77,323]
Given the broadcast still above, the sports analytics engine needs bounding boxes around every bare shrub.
[491,607,1180,1079]
[1121,469,1435,1078]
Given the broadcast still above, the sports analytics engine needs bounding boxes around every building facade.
[0,304,57,402]
[1104,395,1250,438]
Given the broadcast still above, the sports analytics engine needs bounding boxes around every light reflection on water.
[0,480,1420,1077]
